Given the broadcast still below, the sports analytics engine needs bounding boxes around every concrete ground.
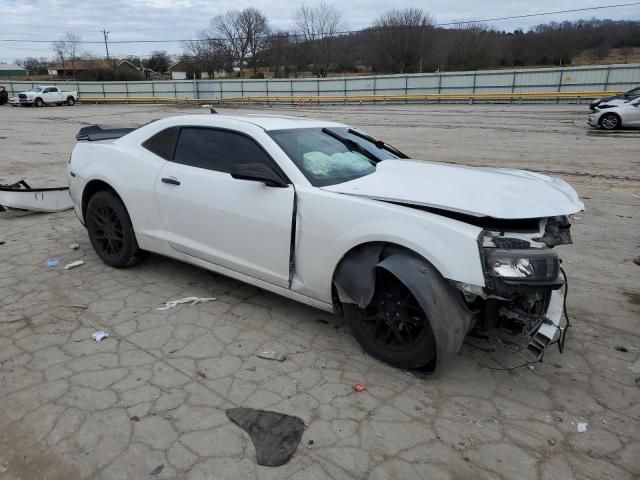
[0,103,638,480]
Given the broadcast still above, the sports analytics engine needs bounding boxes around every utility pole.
[101,29,115,69]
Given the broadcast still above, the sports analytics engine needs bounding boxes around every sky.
[1,0,639,62]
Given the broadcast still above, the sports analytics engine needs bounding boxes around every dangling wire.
[557,267,571,353]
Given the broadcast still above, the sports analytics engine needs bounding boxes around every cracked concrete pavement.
[0,103,638,479]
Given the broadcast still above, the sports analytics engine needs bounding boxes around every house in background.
[168,61,235,80]
[0,63,28,78]
[168,61,190,80]
[49,59,141,77]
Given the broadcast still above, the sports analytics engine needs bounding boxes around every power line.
[1,2,638,45]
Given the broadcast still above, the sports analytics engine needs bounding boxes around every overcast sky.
[1,0,638,62]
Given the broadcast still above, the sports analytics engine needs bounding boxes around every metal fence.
[4,63,639,102]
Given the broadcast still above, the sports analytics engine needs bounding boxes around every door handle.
[161,177,181,186]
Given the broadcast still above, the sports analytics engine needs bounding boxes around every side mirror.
[230,163,288,188]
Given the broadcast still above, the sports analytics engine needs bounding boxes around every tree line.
[14,6,640,80]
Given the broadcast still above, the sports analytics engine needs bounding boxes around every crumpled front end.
[460,215,573,359]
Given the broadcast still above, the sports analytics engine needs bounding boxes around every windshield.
[269,127,399,186]
[31,87,43,92]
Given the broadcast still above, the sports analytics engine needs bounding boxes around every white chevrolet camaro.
[69,114,584,371]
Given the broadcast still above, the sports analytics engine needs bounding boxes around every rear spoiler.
[76,125,138,141]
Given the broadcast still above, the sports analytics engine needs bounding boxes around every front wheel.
[66,96,75,106]
[34,98,44,107]
[86,190,143,268]
[600,113,620,130]
[343,270,436,370]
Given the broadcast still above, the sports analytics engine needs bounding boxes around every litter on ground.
[257,350,287,362]
[353,383,366,392]
[226,407,304,466]
[69,243,80,250]
[156,297,216,311]
[64,259,84,269]
[577,421,588,433]
[91,330,109,342]
[47,258,59,268]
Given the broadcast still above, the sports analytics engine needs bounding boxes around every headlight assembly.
[485,249,559,282]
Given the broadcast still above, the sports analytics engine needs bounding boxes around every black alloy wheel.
[86,190,143,268]
[344,270,436,369]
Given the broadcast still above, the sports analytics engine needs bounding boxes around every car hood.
[321,159,584,219]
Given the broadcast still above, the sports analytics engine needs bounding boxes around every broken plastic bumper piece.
[527,289,564,357]
[0,180,73,213]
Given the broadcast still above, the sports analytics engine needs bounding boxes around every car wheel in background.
[34,98,44,107]
[67,96,75,106]
[600,113,620,130]
[86,190,143,268]
[343,269,437,370]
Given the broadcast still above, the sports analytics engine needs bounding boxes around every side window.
[51,87,58,92]
[142,127,180,160]
[173,127,277,174]
[43,88,52,93]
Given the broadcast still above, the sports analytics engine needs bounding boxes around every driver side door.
[154,127,295,288]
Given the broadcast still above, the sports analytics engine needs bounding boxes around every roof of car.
[165,114,347,131]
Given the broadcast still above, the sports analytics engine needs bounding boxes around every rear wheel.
[86,190,143,268]
[600,112,620,130]
[344,270,436,369]
[66,96,75,106]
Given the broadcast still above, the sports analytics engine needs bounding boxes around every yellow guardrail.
[79,90,620,105]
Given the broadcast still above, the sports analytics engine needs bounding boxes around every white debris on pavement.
[92,330,109,342]
[257,350,288,362]
[157,296,216,311]
[64,259,84,269]
[577,421,588,433]
[69,243,80,250]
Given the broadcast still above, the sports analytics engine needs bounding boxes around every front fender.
[334,245,474,360]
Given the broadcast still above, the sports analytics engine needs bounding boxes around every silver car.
[588,98,640,130]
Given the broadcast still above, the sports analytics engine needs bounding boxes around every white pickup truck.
[17,86,78,107]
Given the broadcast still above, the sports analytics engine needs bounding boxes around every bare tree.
[51,40,67,78]
[446,22,495,71]
[211,11,250,77]
[17,57,51,76]
[64,32,81,74]
[369,8,434,73]
[239,8,269,75]
[50,32,81,78]
[183,32,228,78]
[294,3,347,77]
[145,50,171,73]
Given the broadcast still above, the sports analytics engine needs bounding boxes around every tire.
[600,112,620,130]
[66,96,75,106]
[86,190,143,268]
[343,269,437,370]
[34,98,44,107]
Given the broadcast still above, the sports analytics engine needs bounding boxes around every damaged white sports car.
[68,114,583,371]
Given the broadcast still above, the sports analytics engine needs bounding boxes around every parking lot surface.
[0,103,638,480]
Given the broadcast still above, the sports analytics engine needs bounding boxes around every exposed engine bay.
[459,215,573,360]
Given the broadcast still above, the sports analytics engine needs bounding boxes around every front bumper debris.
[527,289,564,357]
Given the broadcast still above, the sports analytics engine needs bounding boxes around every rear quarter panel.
[69,140,167,246]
